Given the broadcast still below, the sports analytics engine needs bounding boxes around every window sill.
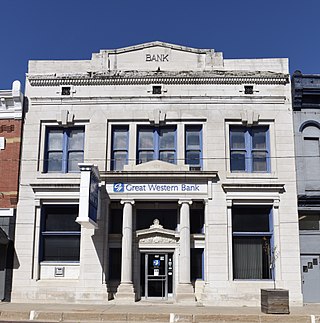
[40,262,80,266]
[233,279,274,282]
[226,172,277,180]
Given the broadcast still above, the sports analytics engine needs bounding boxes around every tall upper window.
[45,128,84,173]
[185,125,202,170]
[230,126,269,173]
[40,205,81,262]
[232,205,272,280]
[137,126,176,164]
[111,126,129,171]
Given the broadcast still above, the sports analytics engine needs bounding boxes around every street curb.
[0,310,317,322]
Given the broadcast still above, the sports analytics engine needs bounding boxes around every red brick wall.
[0,119,22,208]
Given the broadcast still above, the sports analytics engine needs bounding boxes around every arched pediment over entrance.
[136,219,178,248]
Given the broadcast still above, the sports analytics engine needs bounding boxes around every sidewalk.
[1,300,320,322]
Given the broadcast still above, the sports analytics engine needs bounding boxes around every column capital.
[120,199,135,205]
[178,199,193,205]
[226,199,233,208]
[273,199,280,209]
[35,198,41,207]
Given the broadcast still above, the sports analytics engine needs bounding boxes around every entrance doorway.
[301,255,320,302]
[140,252,173,300]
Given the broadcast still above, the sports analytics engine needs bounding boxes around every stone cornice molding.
[222,183,285,194]
[100,41,214,55]
[101,170,218,182]
[30,182,80,201]
[222,183,285,204]
[27,71,289,87]
[29,95,287,106]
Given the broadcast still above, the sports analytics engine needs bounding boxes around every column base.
[176,283,196,303]
[115,283,136,303]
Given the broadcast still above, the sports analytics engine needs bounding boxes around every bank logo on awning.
[113,183,124,192]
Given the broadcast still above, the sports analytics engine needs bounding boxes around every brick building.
[0,81,23,300]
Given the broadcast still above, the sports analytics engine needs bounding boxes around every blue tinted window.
[185,125,202,169]
[111,126,129,170]
[45,128,84,173]
[230,126,269,173]
[137,126,176,164]
[40,205,80,262]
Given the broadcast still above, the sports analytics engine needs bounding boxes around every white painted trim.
[0,208,14,217]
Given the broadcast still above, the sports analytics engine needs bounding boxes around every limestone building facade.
[11,42,302,306]
[0,81,23,300]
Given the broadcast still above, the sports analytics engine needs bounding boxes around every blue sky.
[1,0,319,89]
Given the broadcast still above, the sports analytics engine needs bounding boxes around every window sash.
[230,126,269,173]
[111,126,129,170]
[42,235,80,262]
[185,125,202,168]
[45,128,84,173]
[40,206,81,262]
[137,126,176,164]
[232,206,273,280]
[299,214,320,230]
[233,236,271,279]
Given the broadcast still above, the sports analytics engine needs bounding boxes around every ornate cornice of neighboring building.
[0,81,24,120]
[298,195,320,208]
[28,70,289,87]
[292,71,320,110]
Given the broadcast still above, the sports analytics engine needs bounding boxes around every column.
[116,199,135,302]
[176,199,195,302]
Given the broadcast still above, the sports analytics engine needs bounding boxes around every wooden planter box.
[261,289,289,314]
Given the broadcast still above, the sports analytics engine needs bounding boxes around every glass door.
[142,253,173,300]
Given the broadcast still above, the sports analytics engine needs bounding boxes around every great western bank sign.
[108,183,207,194]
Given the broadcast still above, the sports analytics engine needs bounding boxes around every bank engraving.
[146,54,169,62]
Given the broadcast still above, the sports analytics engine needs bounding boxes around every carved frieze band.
[139,236,176,244]
[28,76,289,87]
